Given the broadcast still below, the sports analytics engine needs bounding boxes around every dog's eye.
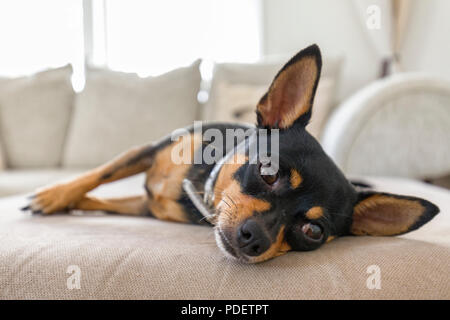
[301,223,323,241]
[259,163,279,185]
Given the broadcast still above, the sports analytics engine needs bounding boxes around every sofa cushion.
[203,56,342,140]
[210,78,336,139]
[0,66,74,168]
[0,169,85,197]
[0,168,145,198]
[209,82,267,125]
[62,61,201,168]
[0,176,448,299]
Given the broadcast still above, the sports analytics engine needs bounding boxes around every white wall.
[262,0,450,102]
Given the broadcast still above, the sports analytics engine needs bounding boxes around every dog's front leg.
[72,195,149,216]
[23,144,156,214]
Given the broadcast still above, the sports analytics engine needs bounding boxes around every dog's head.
[213,44,439,263]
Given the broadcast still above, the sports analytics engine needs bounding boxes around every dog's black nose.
[237,219,271,256]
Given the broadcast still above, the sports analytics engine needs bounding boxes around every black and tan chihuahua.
[22,45,439,263]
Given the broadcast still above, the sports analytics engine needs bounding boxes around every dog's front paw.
[21,183,84,215]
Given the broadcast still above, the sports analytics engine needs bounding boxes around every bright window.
[101,0,262,77]
[0,0,84,87]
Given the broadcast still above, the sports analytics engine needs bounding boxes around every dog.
[22,44,439,263]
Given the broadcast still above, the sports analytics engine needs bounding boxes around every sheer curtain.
[0,0,262,88]
[353,0,411,77]
[0,0,84,87]
[91,0,262,78]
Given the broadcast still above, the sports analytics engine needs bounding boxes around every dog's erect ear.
[256,44,322,129]
[350,191,439,236]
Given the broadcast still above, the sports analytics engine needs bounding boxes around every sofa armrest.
[322,73,450,179]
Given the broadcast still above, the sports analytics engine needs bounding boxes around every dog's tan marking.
[352,195,425,236]
[216,180,271,228]
[290,169,303,189]
[214,153,271,227]
[305,206,324,220]
[214,154,270,227]
[145,133,202,223]
[247,226,289,263]
[326,236,335,243]
[213,153,248,207]
[257,56,318,129]
[74,195,148,216]
[29,145,154,214]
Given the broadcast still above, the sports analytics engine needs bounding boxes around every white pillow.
[204,56,342,139]
[305,77,335,139]
[212,82,267,125]
[0,66,74,168]
[208,77,335,140]
[63,60,201,168]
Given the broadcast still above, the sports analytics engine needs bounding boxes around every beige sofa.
[0,57,342,197]
[322,73,450,180]
[0,61,449,299]
[0,62,202,196]
[1,176,449,299]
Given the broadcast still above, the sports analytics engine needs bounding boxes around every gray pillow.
[203,56,343,140]
[63,60,201,168]
[0,66,74,168]
[204,56,342,121]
